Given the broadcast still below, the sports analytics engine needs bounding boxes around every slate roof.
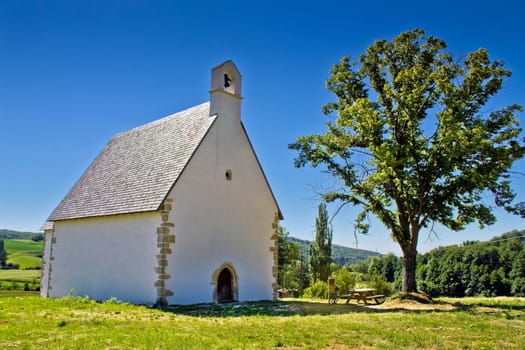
[48,102,216,221]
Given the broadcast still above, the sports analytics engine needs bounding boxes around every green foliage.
[367,253,401,283]
[330,268,356,294]
[349,260,369,274]
[511,278,525,296]
[277,225,304,291]
[416,230,525,297]
[346,230,525,297]
[303,280,328,298]
[31,234,44,242]
[290,28,525,292]
[330,266,395,297]
[366,274,394,296]
[309,202,332,282]
[102,296,127,305]
[6,281,19,290]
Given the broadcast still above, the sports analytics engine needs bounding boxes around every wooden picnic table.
[340,288,385,304]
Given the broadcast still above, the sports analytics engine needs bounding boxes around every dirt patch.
[367,292,457,311]
[371,299,457,311]
[388,292,434,304]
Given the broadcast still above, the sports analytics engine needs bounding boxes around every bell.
[224,73,232,88]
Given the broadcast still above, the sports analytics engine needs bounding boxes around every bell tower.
[209,60,243,122]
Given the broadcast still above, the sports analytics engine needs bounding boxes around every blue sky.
[1,0,524,254]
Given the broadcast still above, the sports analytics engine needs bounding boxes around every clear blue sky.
[1,0,524,254]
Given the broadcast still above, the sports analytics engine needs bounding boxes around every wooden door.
[217,268,233,302]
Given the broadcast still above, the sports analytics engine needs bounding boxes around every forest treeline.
[353,230,525,297]
[279,228,525,298]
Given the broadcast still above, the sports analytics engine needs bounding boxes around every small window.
[225,169,232,181]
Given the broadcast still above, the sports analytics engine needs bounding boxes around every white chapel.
[41,61,283,305]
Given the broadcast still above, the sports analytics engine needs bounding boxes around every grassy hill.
[288,236,381,265]
[4,240,43,269]
[1,229,44,270]
[1,230,43,289]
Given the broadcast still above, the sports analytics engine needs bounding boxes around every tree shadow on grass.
[160,298,525,319]
[454,300,525,312]
[160,299,459,317]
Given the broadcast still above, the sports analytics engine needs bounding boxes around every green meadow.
[0,239,42,291]
[0,269,40,283]
[0,295,523,349]
[4,239,43,269]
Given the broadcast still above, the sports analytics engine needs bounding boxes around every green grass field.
[0,269,40,283]
[4,239,43,269]
[0,295,523,349]
[4,239,43,254]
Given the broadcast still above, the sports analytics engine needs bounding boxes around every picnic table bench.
[340,288,385,304]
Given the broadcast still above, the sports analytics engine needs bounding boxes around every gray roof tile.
[48,102,215,221]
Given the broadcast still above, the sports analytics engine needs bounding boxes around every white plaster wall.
[48,212,159,304]
[166,111,278,304]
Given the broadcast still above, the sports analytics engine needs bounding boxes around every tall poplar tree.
[290,29,525,292]
[309,202,333,282]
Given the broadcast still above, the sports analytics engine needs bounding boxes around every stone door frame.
[211,262,238,303]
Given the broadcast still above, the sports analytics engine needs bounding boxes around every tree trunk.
[401,247,418,292]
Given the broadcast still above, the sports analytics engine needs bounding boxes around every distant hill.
[287,236,381,266]
[0,229,42,240]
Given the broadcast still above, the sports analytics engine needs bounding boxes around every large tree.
[309,202,333,282]
[290,29,525,292]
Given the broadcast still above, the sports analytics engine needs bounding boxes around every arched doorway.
[211,262,238,303]
[217,268,233,302]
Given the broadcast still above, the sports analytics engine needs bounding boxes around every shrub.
[7,281,19,290]
[366,274,394,296]
[303,281,328,298]
[331,268,357,294]
[3,263,20,270]
[417,280,440,297]
[31,234,44,242]
[103,297,126,305]
[30,278,39,291]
